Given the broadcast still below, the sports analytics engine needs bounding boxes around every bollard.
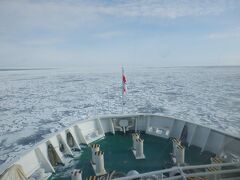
[172,138,181,156]
[91,144,100,164]
[86,176,97,180]
[175,144,185,164]
[95,151,106,175]
[135,138,144,158]
[71,169,82,180]
[208,156,223,180]
[132,133,140,150]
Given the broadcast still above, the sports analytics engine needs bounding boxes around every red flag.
[122,67,127,94]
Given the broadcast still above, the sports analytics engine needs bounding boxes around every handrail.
[185,168,240,177]
[181,162,240,170]
[114,162,240,180]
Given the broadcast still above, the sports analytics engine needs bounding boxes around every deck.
[52,131,214,179]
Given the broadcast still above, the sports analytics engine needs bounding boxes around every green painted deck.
[52,132,214,180]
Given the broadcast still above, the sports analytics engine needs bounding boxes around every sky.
[0,0,240,68]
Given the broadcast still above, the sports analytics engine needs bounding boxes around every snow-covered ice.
[0,66,240,166]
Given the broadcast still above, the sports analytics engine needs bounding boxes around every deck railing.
[114,162,240,180]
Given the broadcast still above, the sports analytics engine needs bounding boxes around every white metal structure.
[0,114,240,179]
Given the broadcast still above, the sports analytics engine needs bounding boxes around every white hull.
[0,114,240,179]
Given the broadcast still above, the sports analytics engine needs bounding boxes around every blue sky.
[0,0,240,68]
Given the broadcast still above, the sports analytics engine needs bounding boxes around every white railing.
[114,162,240,180]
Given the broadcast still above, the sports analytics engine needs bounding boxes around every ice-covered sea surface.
[0,66,240,166]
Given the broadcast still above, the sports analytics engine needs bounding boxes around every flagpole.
[121,67,124,114]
